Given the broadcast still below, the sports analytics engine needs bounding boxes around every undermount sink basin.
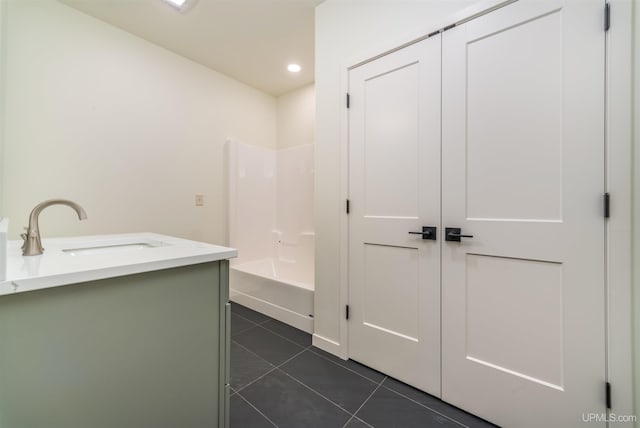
[62,239,168,256]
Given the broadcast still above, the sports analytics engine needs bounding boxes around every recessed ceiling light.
[162,0,195,12]
[287,64,302,73]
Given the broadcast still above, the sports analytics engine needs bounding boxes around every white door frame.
[328,0,635,423]
[604,0,634,421]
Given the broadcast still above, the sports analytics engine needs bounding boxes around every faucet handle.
[20,232,27,250]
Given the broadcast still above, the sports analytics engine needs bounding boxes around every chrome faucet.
[21,199,87,256]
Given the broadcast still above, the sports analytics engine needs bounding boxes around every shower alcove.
[227,140,314,333]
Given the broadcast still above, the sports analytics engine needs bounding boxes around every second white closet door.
[441,1,606,427]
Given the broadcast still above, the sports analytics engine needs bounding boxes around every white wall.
[0,0,6,217]
[277,83,315,149]
[314,0,476,355]
[1,0,277,244]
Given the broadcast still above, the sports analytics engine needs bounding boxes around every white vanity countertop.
[0,233,237,296]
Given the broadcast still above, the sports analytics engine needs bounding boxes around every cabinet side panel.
[219,259,230,428]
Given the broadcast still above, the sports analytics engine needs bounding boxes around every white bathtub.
[230,258,314,333]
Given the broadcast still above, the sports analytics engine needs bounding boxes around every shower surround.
[228,140,314,332]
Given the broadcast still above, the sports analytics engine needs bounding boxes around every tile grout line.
[273,345,313,371]
[253,323,311,349]
[233,309,311,349]
[232,323,260,337]
[340,377,386,428]
[340,415,356,428]
[231,339,275,371]
[241,343,379,427]
[278,368,359,422]
[234,366,279,395]
[233,345,310,395]
[346,416,375,428]
[260,322,312,345]
[341,414,374,428]
[230,310,264,337]
[231,325,309,367]
[378,382,473,428]
[307,346,385,385]
[229,339,277,393]
[231,310,265,327]
[354,416,375,427]
[235,391,280,428]
[231,305,273,325]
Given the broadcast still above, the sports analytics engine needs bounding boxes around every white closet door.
[348,36,442,395]
[441,1,606,427]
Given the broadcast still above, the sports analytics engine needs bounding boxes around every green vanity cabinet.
[0,260,231,428]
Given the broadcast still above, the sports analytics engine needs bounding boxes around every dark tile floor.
[230,303,498,428]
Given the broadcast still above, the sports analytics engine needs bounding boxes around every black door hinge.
[604,3,610,31]
[346,199,350,214]
[346,305,350,320]
[606,382,612,409]
[346,93,350,109]
[604,193,610,218]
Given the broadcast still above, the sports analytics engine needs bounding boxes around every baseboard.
[230,290,314,333]
[312,333,347,360]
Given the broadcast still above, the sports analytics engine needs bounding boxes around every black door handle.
[445,227,473,242]
[408,226,437,240]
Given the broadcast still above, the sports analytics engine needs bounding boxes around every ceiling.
[58,0,322,96]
